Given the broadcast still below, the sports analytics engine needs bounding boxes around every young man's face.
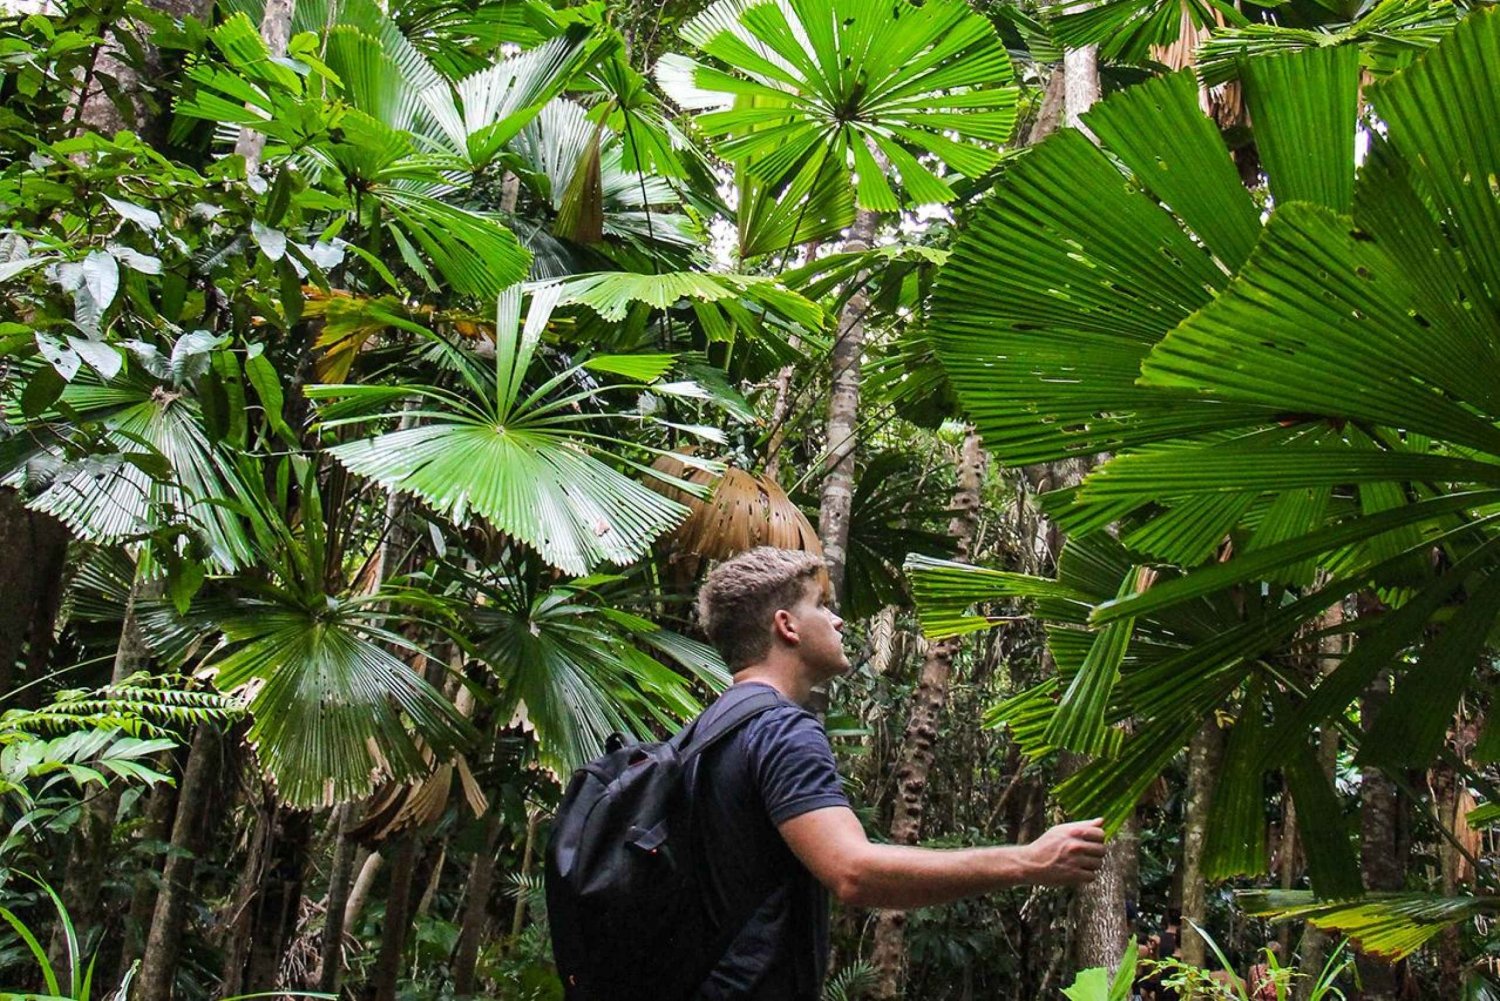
[785,578,850,681]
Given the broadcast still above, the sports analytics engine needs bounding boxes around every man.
[689,546,1109,998]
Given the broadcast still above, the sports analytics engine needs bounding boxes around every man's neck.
[732,662,812,706]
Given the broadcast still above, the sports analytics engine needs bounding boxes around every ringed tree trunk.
[1054,34,1137,981]
[365,833,421,1001]
[117,770,179,985]
[868,428,986,1000]
[817,206,880,602]
[1074,811,1136,973]
[1180,719,1226,967]
[221,794,314,995]
[452,809,505,996]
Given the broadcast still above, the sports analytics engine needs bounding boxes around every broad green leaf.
[1239,890,1500,960]
[663,0,1018,210]
[1241,44,1361,213]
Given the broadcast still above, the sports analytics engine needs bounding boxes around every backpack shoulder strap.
[674,686,786,762]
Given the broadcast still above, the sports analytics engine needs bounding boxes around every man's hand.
[1023,818,1108,885]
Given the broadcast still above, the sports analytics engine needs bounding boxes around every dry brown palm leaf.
[347,668,488,845]
[649,454,820,559]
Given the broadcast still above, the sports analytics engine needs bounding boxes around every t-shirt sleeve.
[746,706,851,825]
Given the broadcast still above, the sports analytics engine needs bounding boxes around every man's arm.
[778,806,1106,910]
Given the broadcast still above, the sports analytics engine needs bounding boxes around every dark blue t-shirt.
[688,683,851,1000]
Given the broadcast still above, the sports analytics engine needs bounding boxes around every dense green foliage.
[2,0,1498,996]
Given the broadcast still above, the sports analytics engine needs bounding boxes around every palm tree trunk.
[344,848,384,935]
[1357,671,1402,999]
[117,765,178,984]
[452,810,504,996]
[1063,38,1101,133]
[366,833,419,1001]
[316,805,357,993]
[52,573,160,967]
[868,429,985,1000]
[136,725,220,1001]
[235,0,294,171]
[1075,813,1136,973]
[508,810,542,940]
[1295,600,1344,1000]
[222,795,313,994]
[1180,719,1226,967]
[817,206,880,601]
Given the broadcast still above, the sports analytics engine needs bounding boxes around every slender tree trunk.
[1063,41,1101,134]
[1075,814,1136,974]
[52,573,160,966]
[366,834,419,1001]
[74,0,215,142]
[0,491,68,705]
[1026,69,1068,147]
[817,207,880,601]
[1277,788,1299,959]
[1181,719,1226,967]
[509,810,541,941]
[1431,719,1478,1001]
[344,849,384,934]
[1296,600,1344,1000]
[452,810,504,996]
[117,768,179,984]
[317,805,357,993]
[234,0,294,171]
[222,797,314,994]
[499,171,521,215]
[135,725,221,1001]
[869,430,985,1000]
[1358,673,1401,1000]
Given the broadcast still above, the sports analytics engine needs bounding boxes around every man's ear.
[771,607,799,646]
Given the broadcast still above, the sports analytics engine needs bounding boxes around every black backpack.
[545,685,786,1001]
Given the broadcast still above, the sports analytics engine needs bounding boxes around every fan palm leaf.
[918,9,1500,893]
[6,372,255,572]
[468,568,728,773]
[198,466,473,807]
[658,0,1018,212]
[309,283,711,576]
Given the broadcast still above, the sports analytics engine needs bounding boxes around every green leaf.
[1202,679,1270,879]
[1045,567,1147,755]
[1239,890,1500,960]
[314,284,694,575]
[1283,737,1362,898]
[245,342,296,445]
[904,554,1095,640]
[931,129,1270,464]
[214,606,472,807]
[21,364,66,417]
[664,0,1018,209]
[1241,44,1361,213]
[1361,570,1500,766]
[1080,70,1261,271]
[1048,0,1246,64]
